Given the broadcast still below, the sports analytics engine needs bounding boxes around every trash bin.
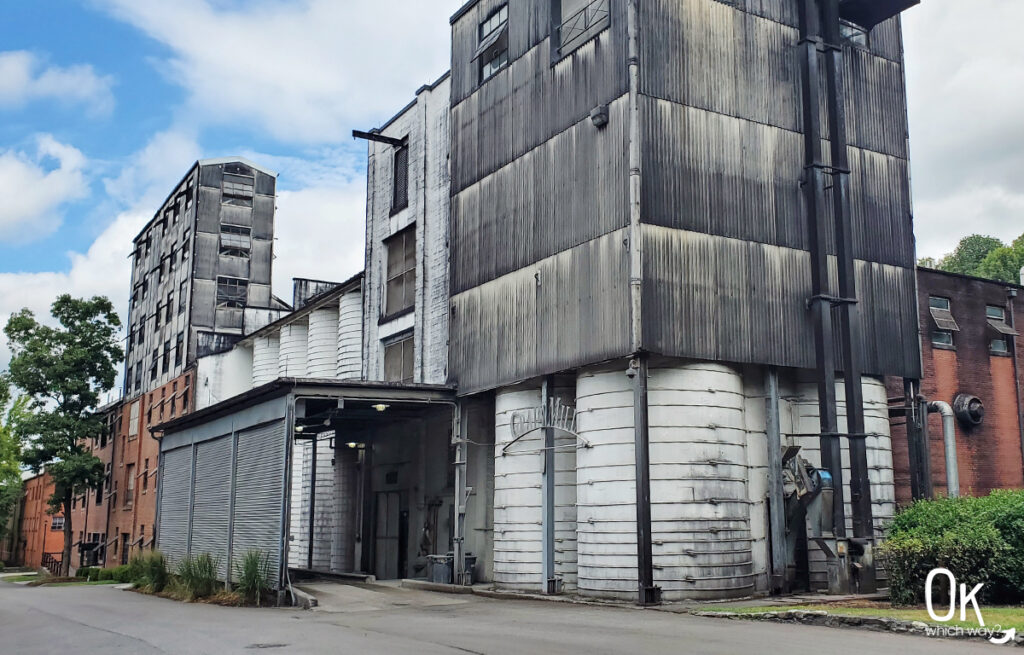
[427,554,453,584]
[464,554,477,584]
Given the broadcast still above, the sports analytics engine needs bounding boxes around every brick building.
[67,401,120,568]
[889,267,1024,506]
[16,473,64,572]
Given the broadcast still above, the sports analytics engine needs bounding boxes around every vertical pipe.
[904,379,925,501]
[799,0,846,539]
[541,377,556,592]
[307,435,317,570]
[225,427,238,586]
[765,368,787,594]
[821,0,873,549]
[632,356,657,605]
[280,395,296,595]
[627,0,643,354]
[452,402,466,585]
[1008,294,1024,478]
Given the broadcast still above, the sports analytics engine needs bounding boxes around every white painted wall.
[307,307,339,377]
[195,345,253,410]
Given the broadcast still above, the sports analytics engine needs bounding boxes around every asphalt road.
[0,581,999,655]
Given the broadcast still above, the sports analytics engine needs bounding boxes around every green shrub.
[879,490,1024,605]
[128,551,169,593]
[234,550,272,606]
[0,561,5,572]
[75,567,97,579]
[105,565,133,583]
[175,553,220,600]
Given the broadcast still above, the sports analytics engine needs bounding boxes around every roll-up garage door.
[159,446,193,567]
[231,420,286,586]
[190,435,233,580]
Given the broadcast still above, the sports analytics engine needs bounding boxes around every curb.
[693,609,1024,647]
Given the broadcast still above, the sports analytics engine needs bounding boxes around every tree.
[0,383,27,547]
[3,296,123,576]
[937,234,1005,277]
[977,244,1024,285]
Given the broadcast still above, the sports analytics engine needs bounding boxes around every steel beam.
[632,355,659,605]
[541,377,557,593]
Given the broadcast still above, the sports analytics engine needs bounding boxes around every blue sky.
[1,0,1023,371]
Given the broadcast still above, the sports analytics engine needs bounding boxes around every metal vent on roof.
[988,318,1019,336]
[929,307,960,332]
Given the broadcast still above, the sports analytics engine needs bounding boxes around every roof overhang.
[839,0,920,31]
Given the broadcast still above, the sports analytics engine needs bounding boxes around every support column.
[541,377,557,593]
[307,436,317,571]
[632,355,659,605]
[452,402,468,585]
[765,369,787,595]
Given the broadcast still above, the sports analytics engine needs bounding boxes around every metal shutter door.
[190,436,233,580]
[231,421,286,586]
[159,446,193,568]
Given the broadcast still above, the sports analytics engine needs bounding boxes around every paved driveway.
[0,581,997,654]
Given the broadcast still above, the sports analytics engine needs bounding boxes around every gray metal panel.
[231,420,286,586]
[452,94,630,293]
[252,196,275,240]
[450,229,631,395]
[220,204,252,227]
[158,446,193,567]
[218,255,250,279]
[196,187,222,233]
[190,436,233,579]
[249,241,273,285]
[190,279,216,329]
[255,171,276,197]
[199,163,222,188]
[640,226,921,378]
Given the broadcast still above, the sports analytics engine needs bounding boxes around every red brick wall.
[18,473,64,570]
[106,371,193,567]
[889,269,1024,506]
[68,410,117,569]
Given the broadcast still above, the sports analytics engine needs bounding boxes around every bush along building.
[106,158,285,568]
[888,268,1024,506]
[151,0,927,604]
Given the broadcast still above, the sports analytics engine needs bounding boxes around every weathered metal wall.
[450,229,631,395]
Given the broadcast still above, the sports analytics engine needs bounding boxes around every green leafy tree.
[937,235,1005,276]
[3,296,123,576]
[0,383,27,546]
[977,244,1024,285]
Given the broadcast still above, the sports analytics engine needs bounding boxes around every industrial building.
[150,0,930,605]
[889,268,1024,505]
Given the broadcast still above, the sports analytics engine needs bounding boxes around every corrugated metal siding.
[451,229,632,395]
[189,436,233,579]
[231,421,286,585]
[452,95,630,293]
[158,447,193,567]
[641,226,921,378]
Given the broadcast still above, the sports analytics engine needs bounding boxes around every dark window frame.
[383,331,415,384]
[382,226,416,320]
[391,141,410,214]
[552,0,610,61]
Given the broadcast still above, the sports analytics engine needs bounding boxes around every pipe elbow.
[927,400,954,418]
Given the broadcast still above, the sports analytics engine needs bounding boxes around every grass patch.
[698,603,1024,632]
[38,580,120,587]
[2,574,41,583]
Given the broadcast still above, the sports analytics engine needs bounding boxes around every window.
[928,296,960,340]
[477,5,509,83]
[125,463,136,502]
[179,281,188,314]
[932,331,954,348]
[222,173,254,207]
[929,296,951,311]
[220,225,252,258]
[384,333,415,384]
[150,351,158,381]
[166,293,174,322]
[391,143,409,213]
[154,303,161,331]
[216,276,248,308]
[127,401,139,437]
[142,459,149,492]
[987,304,1018,353]
[840,20,869,48]
[384,227,416,318]
[555,0,610,57]
[175,333,184,368]
[162,339,171,373]
[51,516,64,531]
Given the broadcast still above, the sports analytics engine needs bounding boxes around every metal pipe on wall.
[631,356,658,605]
[927,401,959,498]
[798,0,847,539]
[541,376,556,593]
[764,368,787,594]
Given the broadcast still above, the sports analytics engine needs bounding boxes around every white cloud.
[0,135,89,242]
[0,50,115,115]
[103,129,202,208]
[97,0,463,142]
[272,181,367,297]
[903,1,1024,258]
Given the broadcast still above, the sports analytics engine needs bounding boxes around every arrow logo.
[990,628,1016,645]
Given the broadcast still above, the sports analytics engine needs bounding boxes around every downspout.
[626,0,657,607]
[765,368,787,594]
[927,401,959,498]
[1008,290,1024,480]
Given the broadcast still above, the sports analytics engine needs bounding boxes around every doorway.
[374,491,408,579]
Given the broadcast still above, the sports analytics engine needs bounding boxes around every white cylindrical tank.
[575,367,637,600]
[647,363,754,600]
[252,334,280,386]
[337,290,362,379]
[790,376,897,589]
[279,322,309,378]
[493,386,543,592]
[307,307,339,378]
